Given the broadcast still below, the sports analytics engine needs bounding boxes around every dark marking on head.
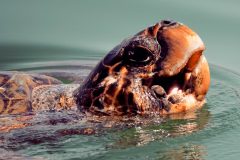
[161,20,177,27]
[127,92,135,107]
[106,82,118,95]
[103,96,112,106]
[112,62,123,73]
[92,86,104,97]
[92,98,104,110]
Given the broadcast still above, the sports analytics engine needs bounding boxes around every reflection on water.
[159,144,206,160]
[110,107,210,149]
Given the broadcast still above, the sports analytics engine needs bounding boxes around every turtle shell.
[0,72,61,114]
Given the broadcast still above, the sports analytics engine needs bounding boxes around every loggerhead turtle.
[0,20,210,117]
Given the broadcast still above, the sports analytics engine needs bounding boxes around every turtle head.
[74,20,210,115]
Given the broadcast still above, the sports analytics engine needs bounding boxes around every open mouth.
[142,54,209,115]
[147,70,196,113]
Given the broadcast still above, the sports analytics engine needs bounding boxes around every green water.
[1,65,240,160]
[1,0,240,159]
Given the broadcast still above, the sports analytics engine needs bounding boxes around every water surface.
[1,60,240,160]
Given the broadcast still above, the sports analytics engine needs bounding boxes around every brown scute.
[0,74,11,86]
[0,72,62,114]
[0,98,4,113]
[6,100,31,114]
[0,94,8,114]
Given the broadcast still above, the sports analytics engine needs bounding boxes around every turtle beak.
[147,21,210,114]
[155,21,205,77]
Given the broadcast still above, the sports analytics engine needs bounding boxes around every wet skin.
[75,20,210,115]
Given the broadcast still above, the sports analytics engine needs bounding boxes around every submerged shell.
[0,72,61,114]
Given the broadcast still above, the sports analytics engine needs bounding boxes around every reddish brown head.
[74,20,210,115]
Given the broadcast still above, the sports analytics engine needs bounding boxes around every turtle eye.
[125,47,153,66]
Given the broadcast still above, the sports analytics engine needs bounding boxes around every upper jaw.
[155,22,205,77]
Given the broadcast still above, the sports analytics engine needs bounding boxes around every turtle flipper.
[0,72,62,114]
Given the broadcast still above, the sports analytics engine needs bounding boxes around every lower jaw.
[159,93,205,115]
[149,72,205,115]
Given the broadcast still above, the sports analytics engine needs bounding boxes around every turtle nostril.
[162,20,172,24]
[161,20,177,27]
